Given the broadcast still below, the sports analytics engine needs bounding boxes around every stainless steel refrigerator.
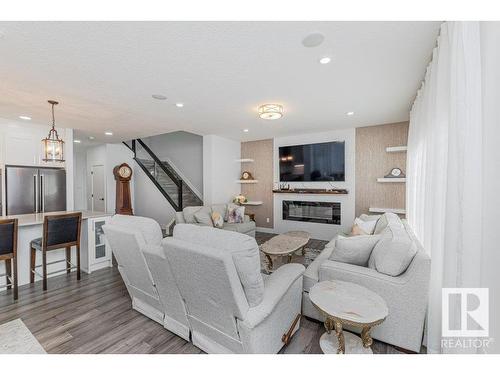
[6,166,66,215]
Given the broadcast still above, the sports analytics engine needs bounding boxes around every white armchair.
[163,224,304,353]
[103,215,190,341]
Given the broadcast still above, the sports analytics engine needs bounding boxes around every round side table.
[309,280,388,354]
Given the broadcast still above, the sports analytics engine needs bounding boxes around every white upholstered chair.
[163,224,304,353]
[103,215,190,341]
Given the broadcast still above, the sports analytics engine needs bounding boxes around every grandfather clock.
[113,163,133,215]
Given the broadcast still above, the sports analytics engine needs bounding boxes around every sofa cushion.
[183,206,204,224]
[329,235,380,266]
[359,214,382,222]
[223,221,256,234]
[211,204,228,222]
[373,212,403,234]
[303,246,334,292]
[173,224,264,307]
[370,225,418,276]
[194,206,214,227]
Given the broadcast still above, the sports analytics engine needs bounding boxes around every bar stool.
[0,219,18,300]
[30,212,82,291]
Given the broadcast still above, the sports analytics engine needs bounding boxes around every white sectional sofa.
[302,213,431,352]
[174,204,256,237]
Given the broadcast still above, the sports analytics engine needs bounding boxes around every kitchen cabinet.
[81,215,113,273]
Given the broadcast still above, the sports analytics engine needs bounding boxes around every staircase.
[124,139,202,211]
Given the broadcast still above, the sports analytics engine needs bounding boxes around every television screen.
[279,141,345,182]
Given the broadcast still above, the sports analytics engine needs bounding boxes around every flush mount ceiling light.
[175,103,184,108]
[258,104,283,120]
[346,111,355,116]
[105,131,113,136]
[319,57,331,64]
[302,32,325,48]
[19,115,31,120]
[243,129,249,133]
[42,100,65,162]
[152,94,167,100]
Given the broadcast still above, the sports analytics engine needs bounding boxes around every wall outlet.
[266,218,270,223]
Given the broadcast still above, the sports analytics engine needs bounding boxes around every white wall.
[480,21,500,354]
[73,147,88,210]
[203,135,241,205]
[272,128,356,240]
[86,144,106,211]
[141,131,203,197]
[134,165,176,228]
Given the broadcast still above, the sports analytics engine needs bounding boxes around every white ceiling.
[0,22,441,142]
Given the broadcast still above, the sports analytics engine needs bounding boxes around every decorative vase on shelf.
[233,194,248,205]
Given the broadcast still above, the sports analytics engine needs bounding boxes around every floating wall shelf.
[369,207,406,215]
[386,146,407,153]
[377,177,406,183]
[237,180,258,184]
[236,158,254,163]
[241,201,263,206]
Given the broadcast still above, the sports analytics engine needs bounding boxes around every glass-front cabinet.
[86,216,112,273]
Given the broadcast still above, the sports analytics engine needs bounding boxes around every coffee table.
[309,280,388,354]
[260,231,310,270]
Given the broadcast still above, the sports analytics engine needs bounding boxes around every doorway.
[91,165,106,212]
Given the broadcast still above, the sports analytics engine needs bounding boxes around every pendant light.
[42,100,65,162]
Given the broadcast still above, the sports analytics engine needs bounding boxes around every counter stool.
[30,212,82,291]
[0,219,18,300]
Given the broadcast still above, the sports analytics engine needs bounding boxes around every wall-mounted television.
[279,141,345,182]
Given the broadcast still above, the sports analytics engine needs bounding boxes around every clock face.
[119,165,132,179]
[391,168,402,177]
[242,172,250,179]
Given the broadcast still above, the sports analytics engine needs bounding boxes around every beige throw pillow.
[211,211,224,229]
[329,235,381,266]
[194,207,214,227]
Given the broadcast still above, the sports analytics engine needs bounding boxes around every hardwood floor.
[0,232,411,354]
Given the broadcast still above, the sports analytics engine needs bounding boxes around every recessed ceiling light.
[319,57,331,64]
[243,129,249,133]
[175,103,184,108]
[258,104,283,120]
[105,131,113,136]
[73,139,81,143]
[302,32,325,48]
[19,115,31,120]
[88,136,95,140]
[152,94,167,100]
[346,111,355,116]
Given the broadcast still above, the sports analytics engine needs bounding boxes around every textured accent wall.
[241,139,274,228]
[355,122,409,217]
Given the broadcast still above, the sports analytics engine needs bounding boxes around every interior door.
[40,168,67,213]
[91,165,106,212]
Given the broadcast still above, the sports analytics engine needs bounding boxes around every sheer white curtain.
[406,22,483,353]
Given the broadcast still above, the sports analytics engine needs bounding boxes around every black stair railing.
[123,139,183,211]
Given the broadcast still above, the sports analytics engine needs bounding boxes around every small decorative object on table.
[309,280,388,354]
[233,194,248,205]
[384,167,405,178]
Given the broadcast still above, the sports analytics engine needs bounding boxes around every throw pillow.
[211,211,224,229]
[194,209,214,227]
[351,217,377,235]
[329,235,381,267]
[182,206,203,224]
[370,226,418,276]
[227,204,245,224]
[211,204,228,222]
[351,224,367,236]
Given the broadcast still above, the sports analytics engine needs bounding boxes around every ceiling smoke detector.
[302,32,325,48]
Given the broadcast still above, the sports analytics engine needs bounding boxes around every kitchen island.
[0,210,113,288]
